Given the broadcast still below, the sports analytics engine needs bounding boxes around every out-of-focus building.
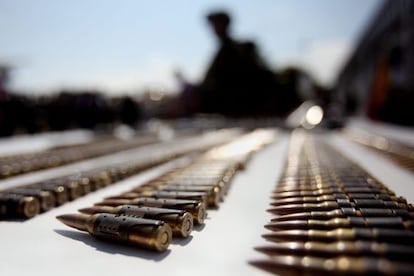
[336,0,414,126]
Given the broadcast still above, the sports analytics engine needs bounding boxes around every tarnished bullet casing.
[57,213,172,252]
[107,191,209,207]
[255,241,414,260]
[266,217,414,231]
[263,227,414,244]
[29,182,69,206]
[96,197,206,224]
[271,208,414,221]
[79,205,193,238]
[0,193,40,218]
[4,188,56,211]
[160,185,221,207]
[272,194,406,205]
[250,255,414,275]
[269,200,410,215]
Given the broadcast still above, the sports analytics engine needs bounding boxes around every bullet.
[266,217,414,231]
[271,194,406,204]
[167,180,227,200]
[268,200,410,215]
[273,189,397,199]
[255,240,414,260]
[67,175,93,194]
[274,185,392,195]
[131,182,222,207]
[160,185,221,207]
[105,191,209,207]
[95,198,206,224]
[250,255,414,275]
[88,170,112,189]
[29,182,69,206]
[262,228,414,244]
[271,208,414,221]
[0,193,40,219]
[47,178,83,200]
[57,213,172,252]
[79,205,193,238]
[4,188,56,211]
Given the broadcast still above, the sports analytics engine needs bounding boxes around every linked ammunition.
[250,255,414,275]
[95,198,206,224]
[79,205,193,238]
[255,241,414,260]
[268,200,410,215]
[0,193,40,218]
[271,208,414,221]
[57,213,172,252]
[262,227,414,244]
[266,217,414,231]
[3,188,56,211]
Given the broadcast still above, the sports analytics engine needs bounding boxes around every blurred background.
[0,0,412,136]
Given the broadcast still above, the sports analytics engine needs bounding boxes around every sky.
[0,0,382,95]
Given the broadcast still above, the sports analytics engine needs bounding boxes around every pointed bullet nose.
[265,221,307,231]
[263,230,306,242]
[55,214,67,222]
[267,204,304,215]
[254,246,283,255]
[78,207,96,214]
[271,212,310,222]
[95,200,122,206]
[56,213,88,232]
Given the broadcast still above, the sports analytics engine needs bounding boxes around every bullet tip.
[78,207,94,214]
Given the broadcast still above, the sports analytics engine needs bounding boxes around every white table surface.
[0,124,413,276]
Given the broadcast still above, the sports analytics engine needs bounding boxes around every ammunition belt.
[251,131,414,275]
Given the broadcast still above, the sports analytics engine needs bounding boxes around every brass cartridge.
[79,205,193,238]
[56,213,172,252]
[96,197,206,224]
[0,193,40,218]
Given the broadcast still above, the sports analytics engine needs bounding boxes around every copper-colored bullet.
[57,213,172,252]
[250,255,414,275]
[262,228,414,244]
[271,208,414,221]
[95,197,206,224]
[79,205,193,238]
[255,240,414,260]
[266,217,414,231]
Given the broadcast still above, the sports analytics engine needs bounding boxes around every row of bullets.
[251,132,414,275]
[0,135,160,179]
[343,130,414,173]
[57,129,277,252]
[0,129,244,219]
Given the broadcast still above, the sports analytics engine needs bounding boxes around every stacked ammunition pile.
[0,129,242,219]
[57,129,277,252]
[344,131,414,173]
[251,131,414,275]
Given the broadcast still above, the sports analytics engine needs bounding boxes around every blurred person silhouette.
[197,10,278,116]
[174,69,199,116]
